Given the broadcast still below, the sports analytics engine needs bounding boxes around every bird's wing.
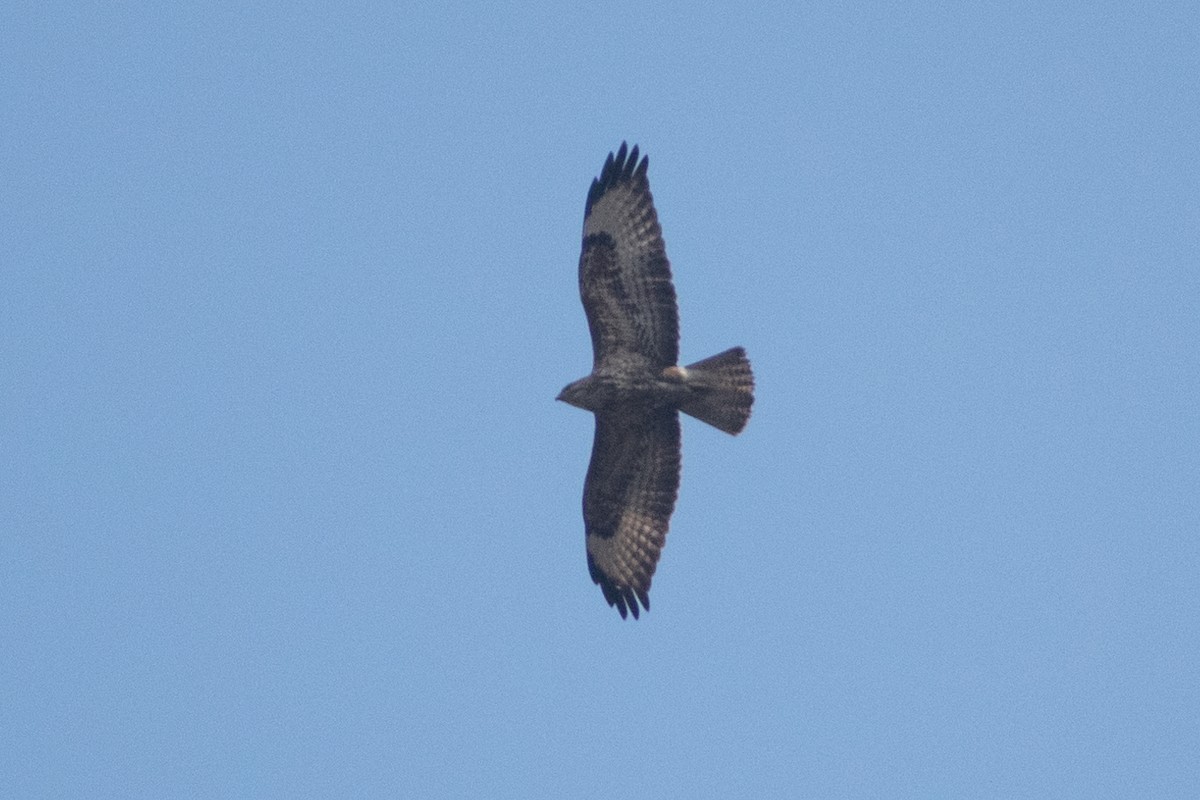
[583,407,681,619]
[579,143,679,370]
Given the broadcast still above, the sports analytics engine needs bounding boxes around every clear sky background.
[3,2,1198,797]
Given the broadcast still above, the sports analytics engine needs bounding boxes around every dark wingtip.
[633,150,648,181]
[603,581,645,620]
[636,589,650,613]
[589,555,649,620]
[615,597,629,619]
[584,142,649,218]
[619,585,641,620]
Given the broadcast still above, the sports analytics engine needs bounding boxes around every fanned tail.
[678,347,755,435]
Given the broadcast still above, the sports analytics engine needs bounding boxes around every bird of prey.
[557,143,754,619]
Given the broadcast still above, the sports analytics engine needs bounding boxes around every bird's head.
[557,376,598,411]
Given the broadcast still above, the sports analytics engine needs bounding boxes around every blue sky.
[3,2,1198,797]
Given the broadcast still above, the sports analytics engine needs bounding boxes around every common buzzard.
[557,143,754,619]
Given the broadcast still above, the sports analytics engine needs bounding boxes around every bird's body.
[558,359,688,415]
[558,143,754,619]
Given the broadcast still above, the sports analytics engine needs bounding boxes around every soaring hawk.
[557,143,754,619]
